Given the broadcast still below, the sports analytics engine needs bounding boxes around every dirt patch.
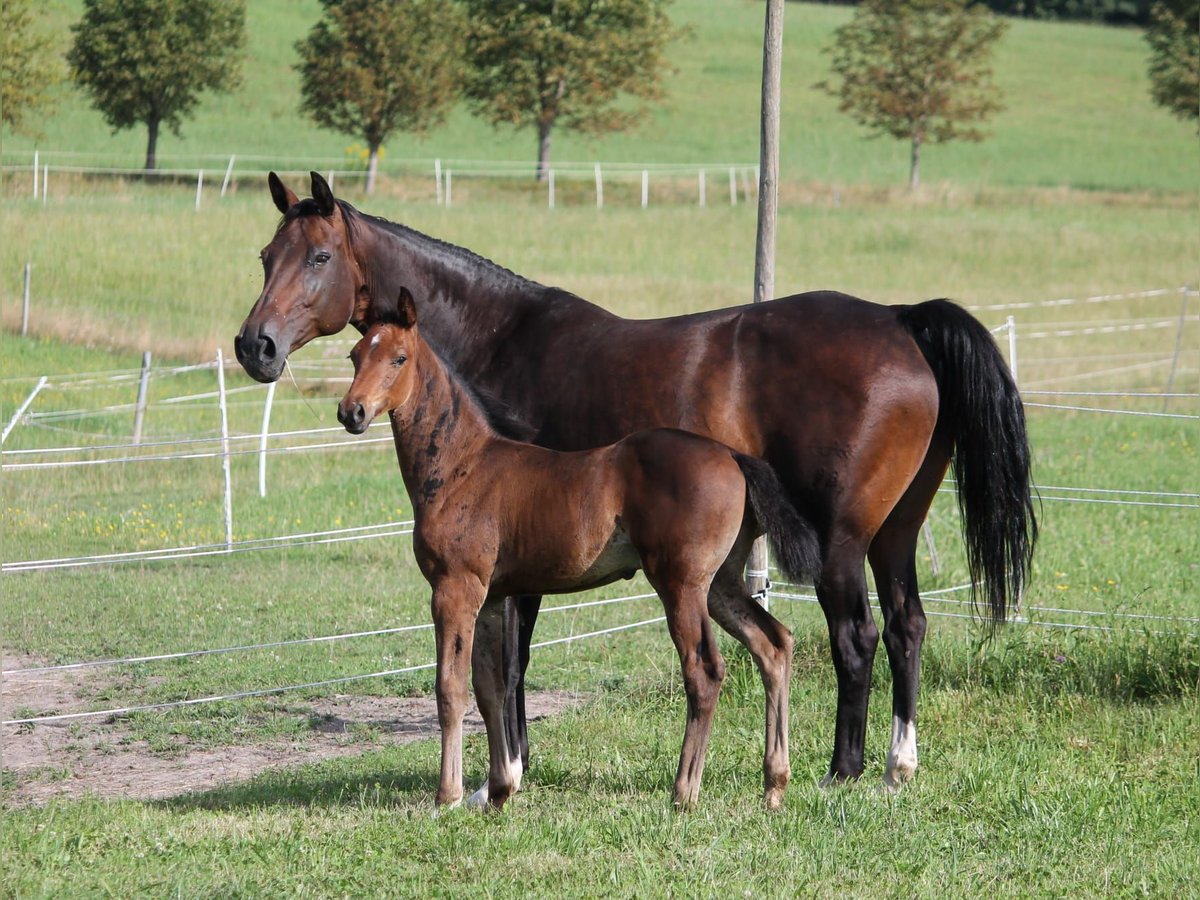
[2,654,581,806]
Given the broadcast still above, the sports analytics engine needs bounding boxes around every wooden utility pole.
[747,0,785,607]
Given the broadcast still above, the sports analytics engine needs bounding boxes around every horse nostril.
[260,334,277,361]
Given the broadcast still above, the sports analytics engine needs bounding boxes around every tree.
[68,0,244,171]
[817,0,1008,189]
[295,0,466,196]
[1145,1,1199,124]
[1,0,64,137]
[463,0,684,181]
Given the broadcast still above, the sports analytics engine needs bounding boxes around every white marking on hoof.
[883,716,918,791]
[465,784,489,809]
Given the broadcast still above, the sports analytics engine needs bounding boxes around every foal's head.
[338,289,422,435]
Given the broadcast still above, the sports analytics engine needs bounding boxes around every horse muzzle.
[234,324,286,383]
[338,400,369,434]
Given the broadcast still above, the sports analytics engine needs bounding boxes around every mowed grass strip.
[1,184,1196,363]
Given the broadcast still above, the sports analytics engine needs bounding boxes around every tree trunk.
[909,133,921,191]
[536,120,552,182]
[366,141,380,196]
[145,116,159,172]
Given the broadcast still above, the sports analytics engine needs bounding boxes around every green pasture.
[1,181,1196,361]
[3,1,1199,894]
[4,1,1198,192]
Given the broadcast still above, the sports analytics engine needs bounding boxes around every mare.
[337,290,823,810]
[236,172,1037,793]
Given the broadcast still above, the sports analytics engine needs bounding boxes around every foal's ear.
[310,171,336,217]
[268,172,298,214]
[395,287,418,329]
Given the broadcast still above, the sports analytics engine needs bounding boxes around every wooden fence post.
[747,0,785,608]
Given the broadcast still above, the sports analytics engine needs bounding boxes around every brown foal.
[337,290,823,811]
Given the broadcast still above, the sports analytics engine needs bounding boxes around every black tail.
[898,299,1038,623]
[734,454,823,586]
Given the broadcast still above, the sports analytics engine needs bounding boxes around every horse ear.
[268,172,298,214]
[395,287,418,329]
[310,171,336,217]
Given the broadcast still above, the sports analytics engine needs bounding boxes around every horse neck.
[348,206,539,348]
[386,342,498,512]
[344,205,614,384]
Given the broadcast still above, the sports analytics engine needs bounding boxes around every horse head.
[338,289,421,434]
[235,171,362,383]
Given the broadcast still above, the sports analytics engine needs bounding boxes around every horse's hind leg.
[817,535,879,786]
[868,534,924,792]
[471,598,524,810]
[656,579,726,810]
[505,594,542,771]
[707,561,794,809]
[867,456,944,791]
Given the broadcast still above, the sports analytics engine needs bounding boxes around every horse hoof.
[465,784,490,810]
[764,787,786,810]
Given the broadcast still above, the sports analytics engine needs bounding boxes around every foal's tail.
[734,454,823,586]
[897,299,1038,624]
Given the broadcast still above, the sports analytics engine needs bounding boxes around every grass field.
[3,1,1199,896]
[4,1,1197,191]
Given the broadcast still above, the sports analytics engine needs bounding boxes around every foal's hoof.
[764,787,786,811]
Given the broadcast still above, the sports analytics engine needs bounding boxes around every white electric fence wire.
[766,590,1192,637]
[768,578,1200,626]
[2,421,383,458]
[2,593,660,678]
[966,287,1187,312]
[1022,318,1196,339]
[1024,390,1199,398]
[1024,402,1198,420]
[3,521,416,573]
[1,613,668,726]
[1,434,393,470]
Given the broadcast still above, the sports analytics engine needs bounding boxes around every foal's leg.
[656,580,726,810]
[431,577,486,807]
[470,598,524,810]
[817,536,879,786]
[504,594,542,771]
[707,562,794,809]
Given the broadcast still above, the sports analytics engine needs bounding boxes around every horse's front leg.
[432,576,487,807]
[469,597,524,810]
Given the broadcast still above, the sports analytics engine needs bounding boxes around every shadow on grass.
[157,763,442,813]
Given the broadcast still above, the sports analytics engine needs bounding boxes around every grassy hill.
[4,0,1197,192]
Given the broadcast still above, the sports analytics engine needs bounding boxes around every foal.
[338,290,822,811]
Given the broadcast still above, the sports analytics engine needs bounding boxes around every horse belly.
[495,525,642,596]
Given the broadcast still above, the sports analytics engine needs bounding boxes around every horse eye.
[313,251,331,266]
[392,356,407,367]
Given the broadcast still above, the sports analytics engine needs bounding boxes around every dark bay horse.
[236,172,1037,791]
[337,291,822,809]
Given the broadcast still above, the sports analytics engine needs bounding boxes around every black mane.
[340,200,544,293]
